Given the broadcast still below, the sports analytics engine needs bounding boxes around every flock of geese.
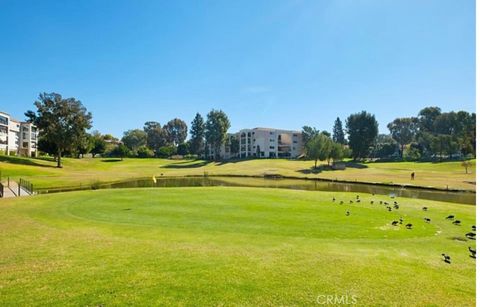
[332,193,476,264]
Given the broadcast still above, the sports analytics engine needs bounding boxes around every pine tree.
[332,117,346,145]
[189,113,205,155]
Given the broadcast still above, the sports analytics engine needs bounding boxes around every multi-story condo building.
[208,127,304,160]
[0,111,38,157]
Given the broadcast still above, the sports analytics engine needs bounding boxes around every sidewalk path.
[1,181,31,198]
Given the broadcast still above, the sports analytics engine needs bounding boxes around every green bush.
[157,146,177,158]
[405,146,421,161]
[137,146,154,158]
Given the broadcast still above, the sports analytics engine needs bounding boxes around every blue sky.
[0,0,475,137]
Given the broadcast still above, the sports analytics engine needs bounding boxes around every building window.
[0,116,8,126]
[22,142,28,148]
[269,146,275,149]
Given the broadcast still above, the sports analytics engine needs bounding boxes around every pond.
[37,176,475,205]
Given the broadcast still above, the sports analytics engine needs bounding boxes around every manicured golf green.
[0,187,475,305]
[0,155,476,191]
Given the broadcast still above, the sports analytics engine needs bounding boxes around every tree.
[121,129,147,153]
[157,145,177,158]
[37,136,58,157]
[431,134,457,160]
[24,110,37,123]
[111,143,130,161]
[27,92,92,167]
[387,117,417,158]
[371,134,398,159]
[321,130,331,138]
[332,117,346,144]
[76,133,93,158]
[301,126,319,146]
[177,143,189,156]
[164,118,188,146]
[329,142,345,164]
[205,110,231,160]
[144,121,167,154]
[230,136,240,158]
[137,146,154,158]
[189,113,205,156]
[90,131,107,158]
[345,111,378,160]
[418,106,441,133]
[305,134,333,168]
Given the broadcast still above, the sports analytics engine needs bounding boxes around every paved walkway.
[2,181,31,198]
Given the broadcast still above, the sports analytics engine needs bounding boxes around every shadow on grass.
[0,155,57,168]
[101,159,123,163]
[161,160,210,168]
[297,161,368,174]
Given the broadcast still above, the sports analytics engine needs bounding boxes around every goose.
[441,254,451,264]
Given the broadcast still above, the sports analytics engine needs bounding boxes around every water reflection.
[37,176,475,205]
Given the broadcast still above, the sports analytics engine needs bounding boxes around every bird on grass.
[468,247,476,259]
[346,211,350,216]
[441,254,451,264]
[465,232,476,240]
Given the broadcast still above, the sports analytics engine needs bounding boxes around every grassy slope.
[0,156,476,191]
[0,187,475,305]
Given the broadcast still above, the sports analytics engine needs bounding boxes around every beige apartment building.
[0,111,38,157]
[209,127,304,160]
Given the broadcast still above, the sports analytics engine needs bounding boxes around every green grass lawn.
[0,187,475,305]
[0,155,476,191]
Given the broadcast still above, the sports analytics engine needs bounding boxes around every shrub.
[156,146,177,158]
[137,146,154,158]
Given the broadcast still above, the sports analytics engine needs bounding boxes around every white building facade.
[208,127,304,160]
[0,111,38,157]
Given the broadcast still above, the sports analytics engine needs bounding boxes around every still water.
[37,176,475,205]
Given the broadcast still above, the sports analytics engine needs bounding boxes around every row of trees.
[24,92,474,168]
[386,107,475,159]
[116,110,231,159]
[304,106,475,165]
[25,93,234,166]
[302,111,378,166]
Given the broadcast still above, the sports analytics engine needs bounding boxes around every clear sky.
[0,0,475,137]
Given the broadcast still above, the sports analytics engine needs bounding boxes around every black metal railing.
[19,178,34,195]
[0,182,4,198]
